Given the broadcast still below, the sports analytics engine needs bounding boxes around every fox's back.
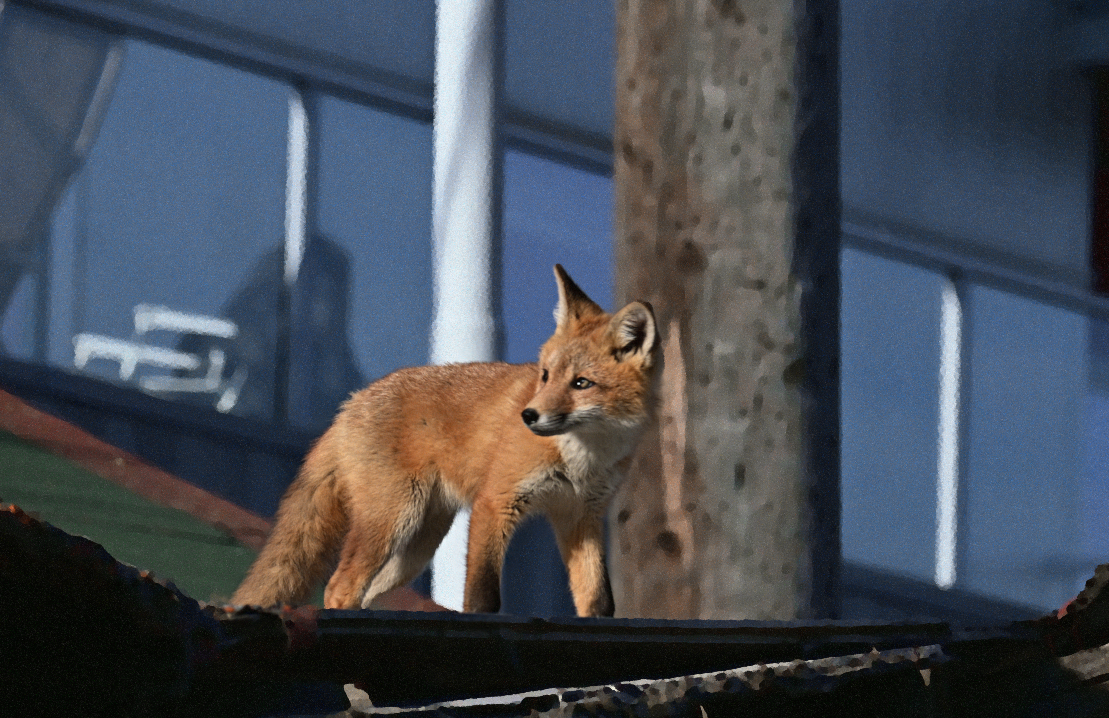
[339,362,537,433]
[328,362,557,497]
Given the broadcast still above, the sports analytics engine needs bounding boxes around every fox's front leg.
[463,495,525,613]
[549,509,614,617]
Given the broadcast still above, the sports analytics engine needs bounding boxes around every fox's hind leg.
[324,520,390,609]
[323,476,455,609]
[358,492,456,608]
[322,472,428,609]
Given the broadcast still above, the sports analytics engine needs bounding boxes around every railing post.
[935,272,965,589]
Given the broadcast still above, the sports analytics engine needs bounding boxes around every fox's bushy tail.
[232,443,347,607]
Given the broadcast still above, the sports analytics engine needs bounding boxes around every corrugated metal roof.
[4,504,1109,717]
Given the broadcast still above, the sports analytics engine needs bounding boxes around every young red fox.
[232,265,659,617]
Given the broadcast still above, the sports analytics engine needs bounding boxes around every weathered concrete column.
[612,0,840,619]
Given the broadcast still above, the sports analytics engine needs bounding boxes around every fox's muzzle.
[522,408,569,436]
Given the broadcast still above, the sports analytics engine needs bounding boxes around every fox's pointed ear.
[609,301,659,366]
[553,264,603,329]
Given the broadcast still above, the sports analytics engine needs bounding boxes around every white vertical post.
[430,0,498,610]
[935,278,963,589]
[284,90,309,287]
[276,88,312,424]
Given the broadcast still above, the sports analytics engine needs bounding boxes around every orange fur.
[231,266,660,616]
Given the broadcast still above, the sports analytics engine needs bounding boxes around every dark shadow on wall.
[173,233,365,434]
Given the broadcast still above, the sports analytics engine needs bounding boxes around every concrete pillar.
[612,0,840,619]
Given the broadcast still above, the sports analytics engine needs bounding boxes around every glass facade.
[960,286,1087,609]
[302,96,435,432]
[77,0,436,87]
[504,0,614,137]
[317,98,434,384]
[840,245,1102,611]
[11,36,437,432]
[45,40,288,420]
[838,0,1099,613]
[840,248,944,585]
[501,150,613,364]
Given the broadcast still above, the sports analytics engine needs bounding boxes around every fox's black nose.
[521,408,539,426]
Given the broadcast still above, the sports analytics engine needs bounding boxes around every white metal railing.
[133,303,238,339]
[73,304,244,412]
[73,334,201,379]
[843,214,1103,603]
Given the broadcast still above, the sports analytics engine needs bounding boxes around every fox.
[232,265,660,617]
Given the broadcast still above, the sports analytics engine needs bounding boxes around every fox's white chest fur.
[555,425,642,501]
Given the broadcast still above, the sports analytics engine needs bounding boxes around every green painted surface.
[0,431,257,603]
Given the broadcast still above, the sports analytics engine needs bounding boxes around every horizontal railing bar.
[11,0,435,121]
[12,0,617,175]
[843,214,1109,322]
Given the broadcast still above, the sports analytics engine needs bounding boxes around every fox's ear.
[609,301,658,365]
[553,264,603,329]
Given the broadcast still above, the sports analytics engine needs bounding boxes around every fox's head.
[521,265,660,439]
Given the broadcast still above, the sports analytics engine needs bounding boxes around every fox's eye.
[571,377,594,390]
[541,369,549,383]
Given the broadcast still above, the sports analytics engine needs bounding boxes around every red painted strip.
[0,387,272,550]
[0,388,450,612]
